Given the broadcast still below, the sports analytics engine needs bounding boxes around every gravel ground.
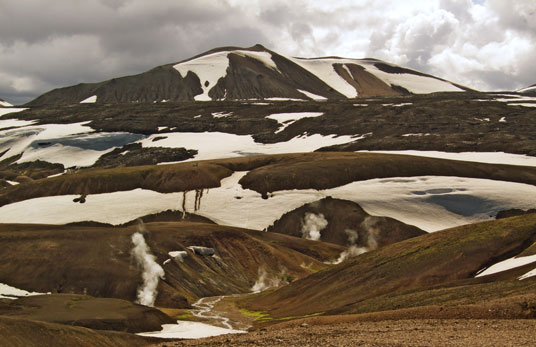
[155,319,536,347]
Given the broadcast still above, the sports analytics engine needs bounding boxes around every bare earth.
[157,319,536,347]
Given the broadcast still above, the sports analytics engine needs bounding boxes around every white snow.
[0,100,13,107]
[264,97,306,101]
[140,131,355,161]
[16,143,113,168]
[297,89,328,101]
[353,104,368,107]
[402,133,430,137]
[137,321,245,339]
[361,62,463,94]
[137,296,246,339]
[358,150,536,167]
[266,112,324,133]
[5,172,535,233]
[0,122,95,161]
[0,189,183,225]
[517,86,536,93]
[476,255,536,278]
[0,108,27,117]
[232,50,278,71]
[174,49,279,101]
[157,126,167,131]
[212,112,232,118]
[0,283,46,299]
[80,95,97,103]
[0,119,37,129]
[519,267,536,280]
[508,103,536,107]
[174,51,230,101]
[290,58,358,98]
[6,180,19,185]
[499,117,507,123]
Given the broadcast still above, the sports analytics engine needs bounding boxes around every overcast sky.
[1,0,535,104]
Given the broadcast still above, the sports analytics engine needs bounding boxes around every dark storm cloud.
[0,0,535,104]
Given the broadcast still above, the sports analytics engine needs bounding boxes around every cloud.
[0,0,535,104]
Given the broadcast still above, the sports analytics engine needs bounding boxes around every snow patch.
[266,112,323,133]
[519,267,536,280]
[212,111,232,118]
[137,321,245,339]
[0,283,47,299]
[476,255,536,278]
[174,51,230,101]
[290,58,358,98]
[80,95,97,103]
[0,108,27,117]
[361,62,463,93]
[358,150,536,167]
[0,119,37,129]
[140,131,354,161]
[297,89,328,101]
[0,100,13,107]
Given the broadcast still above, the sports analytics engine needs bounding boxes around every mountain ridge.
[26,44,469,106]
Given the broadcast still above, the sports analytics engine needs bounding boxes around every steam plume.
[131,222,165,307]
[251,267,287,293]
[301,213,328,241]
[332,229,368,264]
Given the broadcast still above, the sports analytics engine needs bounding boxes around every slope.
[241,214,536,318]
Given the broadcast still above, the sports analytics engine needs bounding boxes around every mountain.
[0,98,12,107]
[518,84,536,96]
[26,44,468,106]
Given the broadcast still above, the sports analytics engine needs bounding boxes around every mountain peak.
[26,45,468,106]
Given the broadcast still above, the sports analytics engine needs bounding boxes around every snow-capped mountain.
[27,45,468,105]
[0,98,13,107]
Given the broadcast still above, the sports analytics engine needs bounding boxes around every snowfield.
[358,150,536,167]
[1,172,535,232]
[138,321,245,339]
[0,283,46,299]
[140,131,356,161]
[0,122,144,168]
[0,100,13,107]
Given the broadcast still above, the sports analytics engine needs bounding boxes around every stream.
[137,295,247,340]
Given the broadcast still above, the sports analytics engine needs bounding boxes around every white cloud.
[0,0,535,104]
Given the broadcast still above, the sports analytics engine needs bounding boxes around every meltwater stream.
[137,296,247,340]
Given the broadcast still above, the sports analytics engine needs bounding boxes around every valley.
[0,44,535,346]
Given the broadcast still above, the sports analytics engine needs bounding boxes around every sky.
[0,0,535,104]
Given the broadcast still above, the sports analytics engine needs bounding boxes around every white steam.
[251,267,287,293]
[131,222,165,307]
[332,220,380,264]
[301,213,328,241]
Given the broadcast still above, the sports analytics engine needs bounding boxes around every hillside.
[241,214,536,319]
[0,98,12,107]
[26,45,467,105]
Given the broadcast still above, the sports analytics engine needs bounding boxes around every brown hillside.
[242,214,536,318]
[0,316,155,347]
[0,222,340,308]
[268,197,426,247]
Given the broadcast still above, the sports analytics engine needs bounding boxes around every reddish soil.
[157,319,536,347]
